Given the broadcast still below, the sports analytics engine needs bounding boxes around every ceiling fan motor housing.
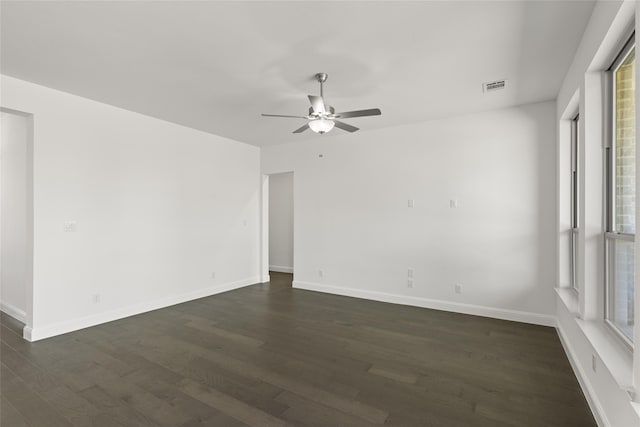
[309,105,334,118]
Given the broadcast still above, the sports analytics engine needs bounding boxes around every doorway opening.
[261,172,294,287]
[0,108,34,340]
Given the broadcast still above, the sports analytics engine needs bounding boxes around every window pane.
[570,229,578,290]
[608,238,635,341]
[615,47,636,234]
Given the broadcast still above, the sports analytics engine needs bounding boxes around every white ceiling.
[1,1,594,147]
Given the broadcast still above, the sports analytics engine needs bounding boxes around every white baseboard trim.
[261,275,271,283]
[0,302,26,323]
[292,281,556,327]
[26,276,260,342]
[23,326,34,341]
[269,265,293,274]
[556,324,608,427]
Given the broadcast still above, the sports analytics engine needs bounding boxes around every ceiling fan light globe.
[309,118,335,134]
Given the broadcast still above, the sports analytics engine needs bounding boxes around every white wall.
[263,101,557,325]
[269,172,293,273]
[0,75,261,341]
[554,1,640,426]
[1,111,29,321]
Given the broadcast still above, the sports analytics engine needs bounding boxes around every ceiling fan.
[262,73,382,134]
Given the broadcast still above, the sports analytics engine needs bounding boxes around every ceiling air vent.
[483,80,507,93]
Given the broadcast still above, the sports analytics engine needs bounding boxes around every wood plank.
[276,390,378,427]
[0,397,29,427]
[1,363,74,427]
[367,365,418,385]
[179,378,292,427]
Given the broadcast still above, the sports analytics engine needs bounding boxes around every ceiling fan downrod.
[315,72,328,98]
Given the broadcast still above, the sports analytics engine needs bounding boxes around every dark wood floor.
[1,272,595,426]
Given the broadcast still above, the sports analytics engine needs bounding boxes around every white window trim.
[571,114,580,294]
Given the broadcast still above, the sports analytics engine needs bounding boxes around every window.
[571,114,579,292]
[606,35,635,344]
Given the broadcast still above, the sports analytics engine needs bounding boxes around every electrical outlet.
[450,199,458,208]
[318,269,324,278]
[407,279,413,288]
[454,284,462,294]
[92,294,100,304]
[592,354,597,372]
[407,268,414,278]
[63,221,77,232]
[408,199,414,208]
[211,272,216,279]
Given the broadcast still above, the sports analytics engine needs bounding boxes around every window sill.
[555,287,580,316]
[555,287,633,393]
[576,318,633,392]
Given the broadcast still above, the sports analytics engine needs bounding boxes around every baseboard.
[556,324,609,427]
[26,276,260,342]
[269,265,293,273]
[292,281,556,327]
[0,301,26,323]
[23,326,33,341]
[261,275,271,283]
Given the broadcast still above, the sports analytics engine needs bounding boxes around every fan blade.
[293,123,310,133]
[334,120,359,133]
[333,108,381,119]
[262,114,308,119]
[308,95,326,114]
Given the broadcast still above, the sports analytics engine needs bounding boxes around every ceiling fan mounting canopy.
[261,72,381,135]
[315,72,328,83]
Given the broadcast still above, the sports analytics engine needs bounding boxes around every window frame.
[604,33,635,348]
[570,113,580,293]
